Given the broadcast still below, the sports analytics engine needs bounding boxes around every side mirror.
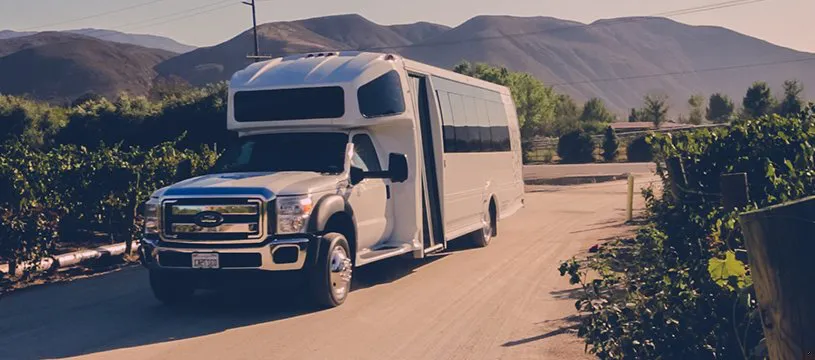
[347,153,409,185]
[349,166,365,185]
[388,153,408,183]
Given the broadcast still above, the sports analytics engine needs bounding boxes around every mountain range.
[0,29,195,53]
[2,14,813,114]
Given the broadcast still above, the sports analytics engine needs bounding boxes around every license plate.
[191,253,219,269]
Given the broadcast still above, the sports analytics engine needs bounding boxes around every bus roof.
[230,51,510,95]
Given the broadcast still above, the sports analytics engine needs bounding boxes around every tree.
[742,81,776,119]
[553,94,580,135]
[707,93,735,123]
[602,126,619,162]
[628,108,642,122]
[643,94,669,128]
[557,129,595,164]
[688,94,705,125]
[777,79,804,117]
[580,97,615,123]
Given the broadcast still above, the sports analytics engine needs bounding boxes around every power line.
[9,0,238,50]
[110,0,238,32]
[549,56,815,88]
[19,0,169,31]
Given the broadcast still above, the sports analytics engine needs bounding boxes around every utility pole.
[241,0,259,60]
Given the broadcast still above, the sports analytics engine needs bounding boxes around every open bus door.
[408,73,446,256]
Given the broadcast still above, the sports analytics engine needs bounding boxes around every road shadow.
[0,252,449,360]
[501,315,582,347]
[549,287,584,301]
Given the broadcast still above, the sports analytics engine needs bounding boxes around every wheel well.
[324,212,356,261]
[489,197,498,236]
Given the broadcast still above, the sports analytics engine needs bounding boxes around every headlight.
[276,195,314,234]
[144,198,160,236]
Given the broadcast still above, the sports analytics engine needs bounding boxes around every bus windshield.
[213,132,348,174]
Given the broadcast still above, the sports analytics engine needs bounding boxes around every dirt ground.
[0,176,657,360]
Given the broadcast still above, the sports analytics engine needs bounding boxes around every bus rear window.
[233,87,345,122]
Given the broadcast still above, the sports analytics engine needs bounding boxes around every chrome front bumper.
[140,237,311,272]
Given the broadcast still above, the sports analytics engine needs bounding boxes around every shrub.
[557,129,595,164]
[626,136,653,162]
[601,126,619,162]
[560,112,815,359]
[0,139,219,274]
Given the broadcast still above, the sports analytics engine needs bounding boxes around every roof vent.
[384,54,396,61]
[325,52,335,56]
[305,54,315,58]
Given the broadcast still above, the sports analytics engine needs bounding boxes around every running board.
[423,243,444,255]
[356,244,413,266]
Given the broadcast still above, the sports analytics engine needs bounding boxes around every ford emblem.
[193,211,224,227]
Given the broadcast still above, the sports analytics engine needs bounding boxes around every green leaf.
[708,251,749,290]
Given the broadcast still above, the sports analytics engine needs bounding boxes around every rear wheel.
[309,232,353,308]
[472,204,496,248]
[149,270,194,305]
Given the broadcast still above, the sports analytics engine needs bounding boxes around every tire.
[149,270,195,305]
[472,204,496,248]
[308,232,353,308]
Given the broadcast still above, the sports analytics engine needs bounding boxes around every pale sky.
[2,0,813,52]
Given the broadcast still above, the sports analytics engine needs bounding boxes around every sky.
[2,0,813,52]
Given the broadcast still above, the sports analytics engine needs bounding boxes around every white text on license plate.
[192,253,219,269]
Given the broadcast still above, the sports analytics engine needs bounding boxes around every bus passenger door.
[348,132,392,251]
[408,73,446,254]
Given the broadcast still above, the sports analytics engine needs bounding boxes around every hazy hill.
[401,15,815,113]
[0,29,195,53]
[388,22,451,43]
[3,14,814,113]
[155,14,420,85]
[0,33,176,103]
[157,14,815,114]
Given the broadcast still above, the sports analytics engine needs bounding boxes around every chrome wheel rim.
[329,245,352,300]
[481,211,492,242]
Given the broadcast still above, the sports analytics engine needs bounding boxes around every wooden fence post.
[739,196,815,360]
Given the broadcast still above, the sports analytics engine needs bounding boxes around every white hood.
[152,171,344,199]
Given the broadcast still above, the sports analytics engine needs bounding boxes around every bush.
[626,136,653,162]
[557,129,595,164]
[601,127,619,162]
[0,139,219,274]
[560,112,815,359]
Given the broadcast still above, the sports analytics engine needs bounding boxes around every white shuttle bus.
[139,52,525,307]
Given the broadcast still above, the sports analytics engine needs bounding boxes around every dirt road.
[523,163,655,181]
[0,177,655,360]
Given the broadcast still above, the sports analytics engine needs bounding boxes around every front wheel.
[308,232,353,308]
[149,270,195,305]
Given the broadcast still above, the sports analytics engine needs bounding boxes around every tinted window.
[475,99,492,152]
[358,70,406,118]
[488,102,511,152]
[233,87,344,122]
[449,93,470,152]
[464,97,482,152]
[214,133,348,174]
[351,134,382,172]
[437,91,456,153]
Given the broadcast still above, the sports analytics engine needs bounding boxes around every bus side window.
[449,93,470,152]
[436,91,456,153]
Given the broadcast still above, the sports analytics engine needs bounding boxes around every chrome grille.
[162,198,263,241]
